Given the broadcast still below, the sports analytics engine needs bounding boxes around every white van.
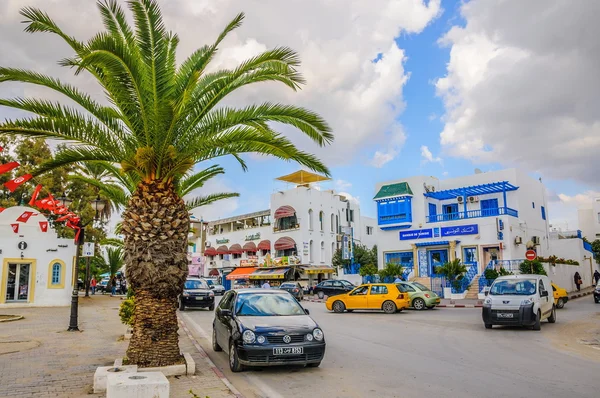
[482,274,556,330]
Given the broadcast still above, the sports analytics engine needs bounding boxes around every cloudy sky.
[0,0,598,230]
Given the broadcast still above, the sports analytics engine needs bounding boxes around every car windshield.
[205,280,214,286]
[412,282,430,292]
[490,279,537,296]
[235,293,306,316]
[280,283,295,288]
[185,280,209,290]
[341,281,354,287]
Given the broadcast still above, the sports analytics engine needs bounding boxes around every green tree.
[519,260,547,275]
[378,263,404,280]
[435,259,468,289]
[358,263,378,277]
[591,239,600,264]
[332,244,377,269]
[0,1,331,367]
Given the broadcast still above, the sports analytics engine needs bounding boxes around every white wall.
[0,206,76,307]
[544,238,599,290]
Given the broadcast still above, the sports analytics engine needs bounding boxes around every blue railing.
[478,277,493,292]
[583,240,593,253]
[362,275,395,284]
[343,263,361,275]
[430,275,446,297]
[427,207,518,223]
[485,259,524,273]
[401,266,413,281]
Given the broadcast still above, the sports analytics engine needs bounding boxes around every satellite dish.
[474,168,483,174]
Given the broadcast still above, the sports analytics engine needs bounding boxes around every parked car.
[482,274,556,330]
[551,283,568,309]
[279,282,304,300]
[395,281,441,310]
[179,278,215,311]
[594,281,600,303]
[212,289,325,372]
[325,283,410,314]
[98,278,110,293]
[313,280,355,299]
[205,279,225,295]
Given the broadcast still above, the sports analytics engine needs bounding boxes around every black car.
[279,282,304,300]
[594,282,600,303]
[212,289,326,372]
[313,279,355,299]
[179,278,215,311]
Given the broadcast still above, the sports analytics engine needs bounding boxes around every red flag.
[56,212,75,222]
[0,146,3,151]
[4,174,32,192]
[0,161,19,175]
[35,196,52,210]
[39,221,48,232]
[0,207,4,213]
[11,223,19,233]
[28,184,43,206]
[16,211,34,223]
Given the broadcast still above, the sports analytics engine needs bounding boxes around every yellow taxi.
[325,283,410,314]
[551,282,568,309]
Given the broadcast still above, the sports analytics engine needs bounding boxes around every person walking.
[261,280,271,289]
[574,271,582,292]
[594,270,600,285]
[394,275,402,283]
[121,278,127,295]
[90,277,97,295]
[110,276,117,296]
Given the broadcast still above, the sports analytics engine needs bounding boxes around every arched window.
[52,263,61,284]
[308,209,314,230]
[330,214,334,232]
[331,242,335,260]
[336,215,339,234]
[319,211,324,231]
[48,259,66,289]
[320,241,325,263]
[309,240,314,263]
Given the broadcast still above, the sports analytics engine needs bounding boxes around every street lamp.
[56,192,73,208]
[68,194,106,331]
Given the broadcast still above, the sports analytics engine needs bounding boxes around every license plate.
[273,347,303,355]
[195,297,204,300]
[497,313,513,318]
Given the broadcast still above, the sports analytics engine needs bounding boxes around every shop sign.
[399,229,433,240]
[245,232,260,241]
[441,224,478,237]
[342,235,350,259]
[259,255,301,267]
[240,257,259,267]
[216,238,229,244]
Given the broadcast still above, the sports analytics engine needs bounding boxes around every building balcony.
[426,207,518,223]
[273,224,300,233]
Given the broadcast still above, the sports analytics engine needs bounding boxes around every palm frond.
[185,192,239,211]
[33,146,122,176]
[101,237,124,248]
[177,165,225,197]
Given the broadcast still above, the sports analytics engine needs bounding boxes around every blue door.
[442,204,459,220]
[480,198,499,216]
[428,249,448,275]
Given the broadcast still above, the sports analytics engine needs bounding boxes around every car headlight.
[312,328,324,341]
[306,333,314,342]
[484,297,492,305]
[256,335,266,344]
[182,292,190,297]
[209,291,214,297]
[242,330,256,344]
[521,298,534,305]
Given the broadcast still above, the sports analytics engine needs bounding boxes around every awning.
[216,245,229,254]
[229,244,243,254]
[274,237,296,251]
[303,265,335,275]
[250,267,290,280]
[226,267,257,280]
[274,205,296,219]
[209,269,219,276]
[414,240,460,247]
[204,247,217,256]
[242,242,257,252]
[257,240,271,251]
[423,181,519,200]
[276,170,330,184]
[373,182,413,200]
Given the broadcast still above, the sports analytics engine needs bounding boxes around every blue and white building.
[374,169,551,283]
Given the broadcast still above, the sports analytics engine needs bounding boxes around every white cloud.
[436,0,600,185]
[420,145,443,164]
[339,191,360,205]
[546,190,600,230]
[335,179,352,191]
[369,125,407,168]
[0,0,441,169]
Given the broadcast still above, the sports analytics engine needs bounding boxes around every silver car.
[205,279,225,295]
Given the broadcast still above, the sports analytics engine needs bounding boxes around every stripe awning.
[274,205,296,219]
[204,247,217,256]
[250,267,290,280]
[257,240,271,250]
[414,240,460,247]
[229,244,243,254]
[226,267,257,280]
[274,237,296,251]
[216,245,229,254]
[302,265,335,275]
[242,242,257,252]
[209,269,219,276]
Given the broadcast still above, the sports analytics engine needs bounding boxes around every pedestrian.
[261,280,271,289]
[594,270,600,285]
[394,275,402,283]
[121,278,127,295]
[90,277,97,295]
[111,276,117,296]
[574,271,582,292]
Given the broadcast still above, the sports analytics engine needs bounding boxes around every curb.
[568,290,593,300]
[179,318,245,398]
[437,304,482,308]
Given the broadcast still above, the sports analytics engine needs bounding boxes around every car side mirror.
[220,309,232,317]
[304,308,310,315]
[209,285,215,289]
[483,287,490,296]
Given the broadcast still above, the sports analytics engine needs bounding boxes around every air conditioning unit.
[209,261,216,267]
[531,236,540,245]
[514,236,522,245]
[468,196,479,203]
[336,235,343,242]
[205,241,212,247]
[457,196,464,204]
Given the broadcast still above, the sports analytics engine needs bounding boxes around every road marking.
[181,312,210,339]
[244,374,285,398]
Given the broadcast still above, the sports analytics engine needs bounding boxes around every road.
[181,295,600,398]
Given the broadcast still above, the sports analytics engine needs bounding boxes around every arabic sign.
[399,229,433,240]
[216,238,230,244]
[342,235,350,259]
[440,224,479,237]
[245,232,261,241]
[240,256,259,267]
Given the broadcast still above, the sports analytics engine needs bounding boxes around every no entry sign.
[525,250,537,261]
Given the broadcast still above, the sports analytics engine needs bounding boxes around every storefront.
[303,265,335,286]
[249,267,290,287]
[225,266,257,289]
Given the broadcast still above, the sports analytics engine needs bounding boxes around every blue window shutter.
[428,203,437,217]
[541,206,546,220]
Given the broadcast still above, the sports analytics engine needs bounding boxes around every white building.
[577,198,600,241]
[189,170,377,287]
[0,206,76,307]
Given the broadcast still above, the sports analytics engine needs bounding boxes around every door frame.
[428,249,449,275]
[1,258,37,304]
[481,245,502,272]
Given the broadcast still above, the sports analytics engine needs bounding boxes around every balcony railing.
[426,207,518,223]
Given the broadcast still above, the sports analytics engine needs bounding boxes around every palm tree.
[0,0,332,367]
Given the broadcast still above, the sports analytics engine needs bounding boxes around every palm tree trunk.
[121,180,189,367]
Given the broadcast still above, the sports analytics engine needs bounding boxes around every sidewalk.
[0,295,236,398]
